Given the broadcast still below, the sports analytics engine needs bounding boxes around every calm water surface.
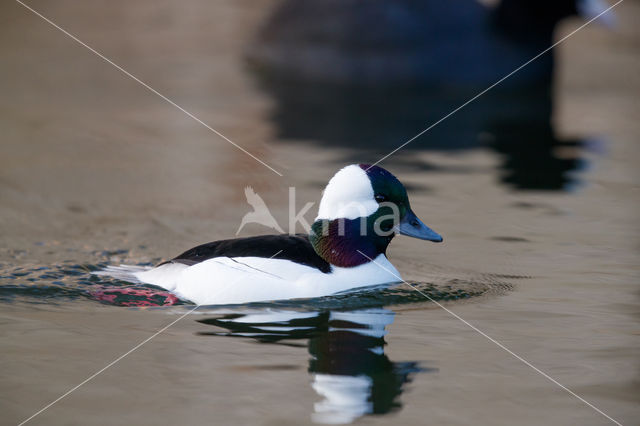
[1,1,638,425]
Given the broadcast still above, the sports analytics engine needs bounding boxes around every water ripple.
[0,254,518,309]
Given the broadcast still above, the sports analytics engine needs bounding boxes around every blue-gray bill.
[398,210,443,242]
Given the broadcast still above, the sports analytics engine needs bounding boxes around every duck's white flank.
[98,254,400,305]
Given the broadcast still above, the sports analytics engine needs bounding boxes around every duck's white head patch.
[316,164,378,220]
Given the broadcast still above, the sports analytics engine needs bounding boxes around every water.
[1,1,639,425]
[197,308,429,424]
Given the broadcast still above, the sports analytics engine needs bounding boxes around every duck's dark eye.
[375,194,388,203]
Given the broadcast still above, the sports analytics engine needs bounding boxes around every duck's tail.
[94,263,188,291]
[93,265,151,284]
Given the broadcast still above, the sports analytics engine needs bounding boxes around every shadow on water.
[0,252,185,306]
[252,74,597,192]
[246,0,604,191]
[0,262,105,303]
[197,308,432,424]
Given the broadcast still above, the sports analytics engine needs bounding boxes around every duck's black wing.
[161,234,331,273]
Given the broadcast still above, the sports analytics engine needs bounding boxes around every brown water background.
[1,1,639,425]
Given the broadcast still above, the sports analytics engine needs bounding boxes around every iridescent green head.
[310,164,442,267]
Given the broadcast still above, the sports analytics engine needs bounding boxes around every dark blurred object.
[251,71,590,190]
[486,119,589,191]
[247,0,612,87]
[198,309,428,423]
[246,0,606,191]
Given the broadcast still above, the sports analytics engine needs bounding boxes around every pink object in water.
[91,286,181,307]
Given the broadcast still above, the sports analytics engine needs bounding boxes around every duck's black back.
[162,234,331,273]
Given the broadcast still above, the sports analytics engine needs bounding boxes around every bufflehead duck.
[97,164,442,305]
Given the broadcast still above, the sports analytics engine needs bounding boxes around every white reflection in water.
[312,374,373,424]
[311,309,394,424]
[197,308,429,424]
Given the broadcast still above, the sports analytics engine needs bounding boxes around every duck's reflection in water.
[197,308,431,424]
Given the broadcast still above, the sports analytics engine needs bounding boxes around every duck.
[96,164,442,305]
